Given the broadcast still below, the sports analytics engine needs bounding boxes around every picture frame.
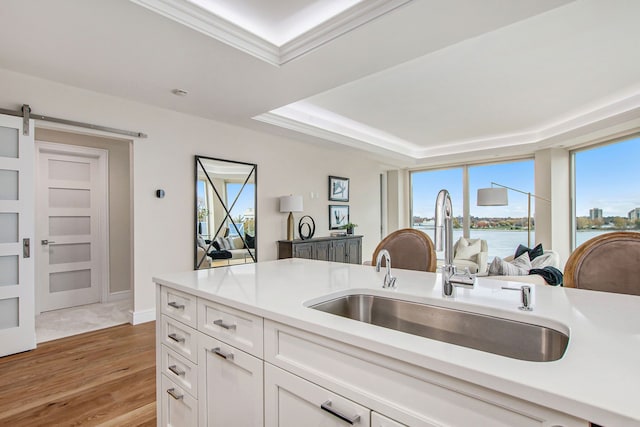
[329,205,349,229]
[328,176,349,202]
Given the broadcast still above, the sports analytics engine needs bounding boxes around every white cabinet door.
[371,412,406,427]
[199,333,263,427]
[265,363,371,427]
[161,374,198,427]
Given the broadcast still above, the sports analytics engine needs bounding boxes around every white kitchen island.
[153,258,640,427]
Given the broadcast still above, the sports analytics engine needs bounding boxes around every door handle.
[41,239,56,245]
[23,238,30,258]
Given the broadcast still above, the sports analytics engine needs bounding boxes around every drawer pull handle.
[168,365,185,376]
[211,347,234,361]
[213,319,236,330]
[320,400,360,425]
[168,301,185,310]
[167,388,183,400]
[168,333,185,343]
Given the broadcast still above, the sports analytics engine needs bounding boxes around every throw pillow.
[226,237,237,250]
[531,251,557,269]
[514,243,544,261]
[217,236,230,250]
[488,256,503,275]
[232,237,243,249]
[502,252,532,276]
[244,233,255,249]
[454,239,482,261]
[211,241,221,251]
[197,235,207,249]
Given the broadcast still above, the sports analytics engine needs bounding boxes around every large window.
[411,168,463,259]
[411,159,534,261]
[469,160,534,258]
[573,135,640,248]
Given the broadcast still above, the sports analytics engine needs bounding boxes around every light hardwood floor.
[0,322,156,426]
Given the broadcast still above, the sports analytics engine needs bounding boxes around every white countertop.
[153,258,640,426]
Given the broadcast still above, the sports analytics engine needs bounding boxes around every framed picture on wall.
[328,176,349,202]
[329,205,349,229]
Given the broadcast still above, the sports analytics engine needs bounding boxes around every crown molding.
[255,90,640,160]
[130,0,411,66]
[278,0,411,65]
[130,0,280,64]
[254,111,415,163]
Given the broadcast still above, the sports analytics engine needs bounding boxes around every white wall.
[0,68,384,321]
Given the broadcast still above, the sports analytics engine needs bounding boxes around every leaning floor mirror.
[195,156,257,269]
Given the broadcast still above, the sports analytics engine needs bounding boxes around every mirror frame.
[195,155,257,269]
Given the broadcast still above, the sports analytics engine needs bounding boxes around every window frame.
[409,157,534,237]
[569,132,640,250]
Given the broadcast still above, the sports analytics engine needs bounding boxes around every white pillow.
[225,237,236,250]
[530,252,557,269]
[488,252,532,276]
[503,252,532,276]
[217,237,230,250]
[232,237,244,249]
[454,239,481,261]
[488,256,503,275]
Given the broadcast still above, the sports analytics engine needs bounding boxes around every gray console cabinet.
[278,235,362,264]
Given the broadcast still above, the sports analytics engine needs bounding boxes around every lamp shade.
[477,187,508,206]
[279,195,303,213]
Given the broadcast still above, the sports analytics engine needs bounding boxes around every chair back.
[371,228,437,272]
[564,231,640,295]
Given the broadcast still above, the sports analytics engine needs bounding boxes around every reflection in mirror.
[195,156,257,269]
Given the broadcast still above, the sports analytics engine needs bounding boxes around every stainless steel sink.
[309,294,568,362]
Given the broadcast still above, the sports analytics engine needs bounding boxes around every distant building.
[589,208,603,221]
[629,208,640,221]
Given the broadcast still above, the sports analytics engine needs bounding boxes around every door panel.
[36,145,106,312]
[0,114,35,357]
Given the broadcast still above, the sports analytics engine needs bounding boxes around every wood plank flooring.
[0,322,156,427]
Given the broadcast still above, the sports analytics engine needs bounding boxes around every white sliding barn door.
[36,143,108,312]
[0,114,35,357]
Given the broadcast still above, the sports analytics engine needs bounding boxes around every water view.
[414,226,623,261]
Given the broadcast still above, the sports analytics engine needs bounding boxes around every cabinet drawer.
[161,374,197,427]
[160,286,197,328]
[198,299,263,358]
[160,345,198,398]
[161,315,198,363]
[265,321,587,427]
[198,332,264,427]
[372,412,407,427]
[265,363,370,427]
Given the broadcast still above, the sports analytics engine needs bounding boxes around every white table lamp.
[280,195,303,241]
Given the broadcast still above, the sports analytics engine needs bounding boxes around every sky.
[574,136,640,217]
[411,136,640,220]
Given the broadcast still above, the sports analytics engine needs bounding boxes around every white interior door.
[36,143,107,312]
[0,114,35,357]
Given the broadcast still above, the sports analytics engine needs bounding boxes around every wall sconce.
[279,195,303,241]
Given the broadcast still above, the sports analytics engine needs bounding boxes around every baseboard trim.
[107,290,132,302]
[129,308,155,325]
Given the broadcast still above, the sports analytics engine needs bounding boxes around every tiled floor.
[35,299,131,343]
